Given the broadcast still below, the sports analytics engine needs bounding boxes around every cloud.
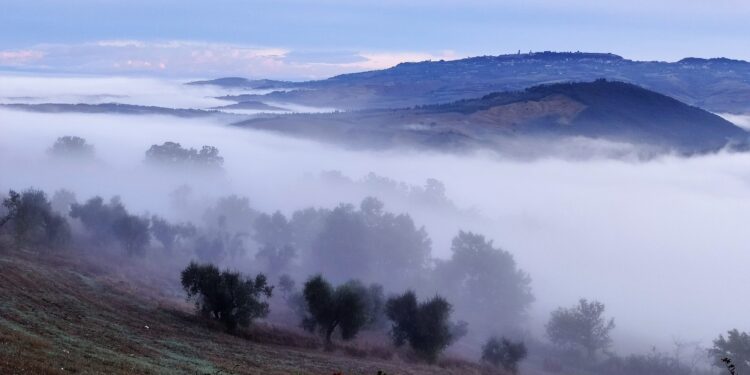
[0,49,45,65]
[0,40,461,79]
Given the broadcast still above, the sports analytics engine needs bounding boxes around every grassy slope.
[0,248,497,375]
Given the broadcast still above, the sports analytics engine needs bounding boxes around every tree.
[301,275,368,346]
[709,329,750,374]
[1,189,71,248]
[310,204,368,283]
[70,196,150,256]
[546,299,615,359]
[48,136,94,160]
[145,141,223,170]
[50,189,77,215]
[309,199,432,288]
[70,196,126,244]
[434,231,533,333]
[255,243,296,276]
[278,274,295,299]
[112,215,150,256]
[181,262,273,332]
[202,195,258,234]
[253,211,293,247]
[150,215,196,251]
[385,291,455,363]
[481,336,528,374]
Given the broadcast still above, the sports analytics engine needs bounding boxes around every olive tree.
[301,275,370,346]
[181,262,273,332]
[385,291,455,363]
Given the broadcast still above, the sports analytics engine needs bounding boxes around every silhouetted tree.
[434,231,533,332]
[301,275,368,346]
[1,189,71,248]
[709,329,750,374]
[481,336,528,374]
[48,136,94,160]
[181,262,273,331]
[546,299,615,359]
[385,291,454,363]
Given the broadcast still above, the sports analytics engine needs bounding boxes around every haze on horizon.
[2,0,750,79]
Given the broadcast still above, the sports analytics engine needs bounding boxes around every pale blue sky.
[2,0,749,79]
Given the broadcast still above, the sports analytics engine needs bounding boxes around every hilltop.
[236,80,748,154]
[201,51,750,113]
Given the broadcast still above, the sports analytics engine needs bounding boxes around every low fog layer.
[1,76,749,358]
[3,108,749,351]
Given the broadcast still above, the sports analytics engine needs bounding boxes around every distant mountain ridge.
[235,80,748,154]
[200,51,750,113]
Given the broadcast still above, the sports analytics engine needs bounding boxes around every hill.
[235,80,748,154]
[0,247,496,375]
[207,51,750,113]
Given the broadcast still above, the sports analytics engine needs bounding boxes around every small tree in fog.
[1,189,71,248]
[71,196,150,256]
[255,243,296,276]
[278,274,295,299]
[51,189,77,215]
[546,299,615,359]
[253,211,293,247]
[434,231,533,334]
[112,215,150,256]
[709,329,750,374]
[150,215,196,251]
[301,275,368,346]
[481,336,528,374]
[145,141,223,171]
[385,291,454,363]
[202,195,258,234]
[181,262,273,332]
[48,136,94,160]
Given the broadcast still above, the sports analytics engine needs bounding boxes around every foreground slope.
[236,80,748,154]
[0,248,489,375]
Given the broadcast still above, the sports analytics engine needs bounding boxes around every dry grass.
[0,246,494,374]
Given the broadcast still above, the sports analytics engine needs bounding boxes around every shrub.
[385,291,454,363]
[481,336,528,373]
[180,262,273,332]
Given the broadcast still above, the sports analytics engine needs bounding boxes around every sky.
[2,0,750,79]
